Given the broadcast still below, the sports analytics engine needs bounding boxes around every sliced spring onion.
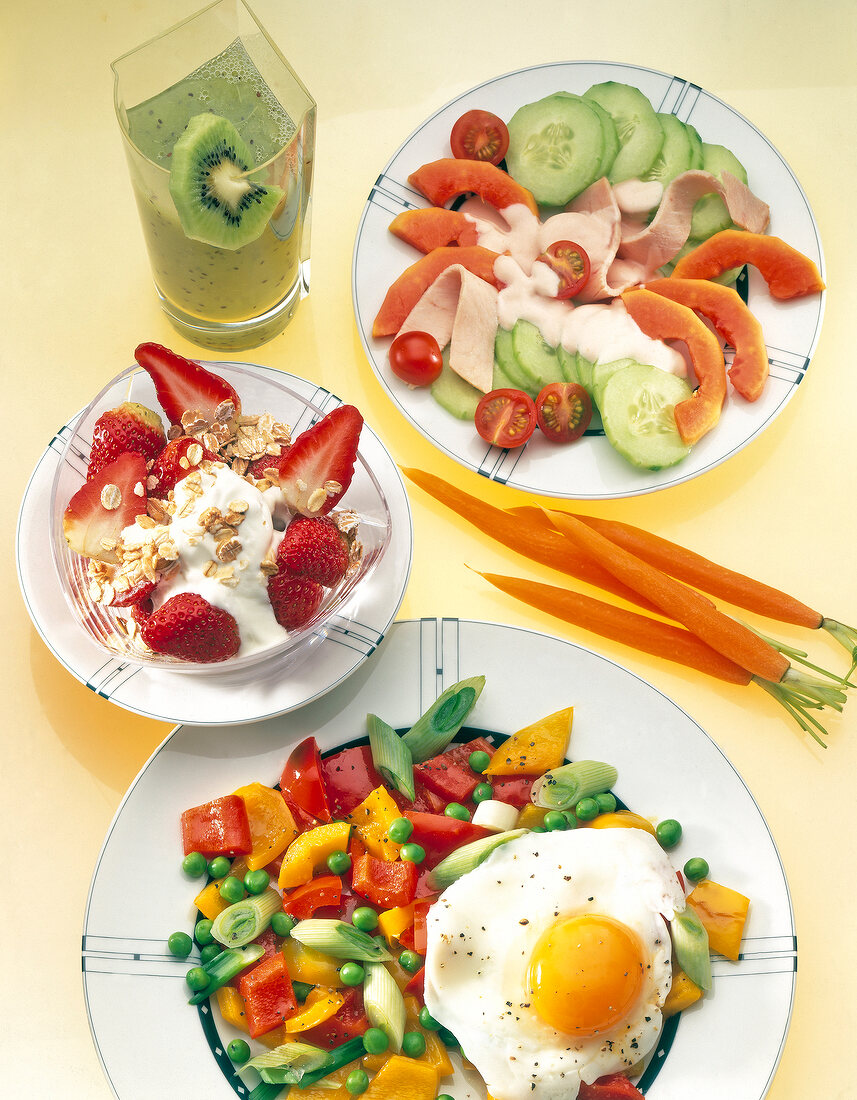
[670,907,712,991]
[401,676,486,763]
[211,889,282,948]
[530,760,618,811]
[367,713,415,800]
[363,958,406,1053]
[471,798,520,833]
[427,828,527,891]
[289,919,393,962]
[296,1037,368,1088]
[247,1082,289,1100]
[237,1042,330,1085]
[187,943,265,1005]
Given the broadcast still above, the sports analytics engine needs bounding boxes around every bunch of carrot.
[403,468,856,746]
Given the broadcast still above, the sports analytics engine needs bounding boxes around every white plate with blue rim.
[82,617,795,1098]
[352,61,825,499]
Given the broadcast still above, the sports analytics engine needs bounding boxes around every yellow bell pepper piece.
[346,786,402,861]
[515,803,547,829]
[663,964,704,1017]
[687,879,750,962]
[194,857,249,920]
[232,782,299,871]
[587,810,657,837]
[284,986,344,1033]
[282,938,345,987]
[359,1054,438,1100]
[485,706,572,776]
[278,821,352,889]
[214,985,248,1033]
[377,903,416,947]
[403,994,454,1078]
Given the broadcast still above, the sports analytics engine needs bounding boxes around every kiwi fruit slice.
[168,113,284,250]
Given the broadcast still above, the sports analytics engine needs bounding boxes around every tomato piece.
[403,811,491,867]
[320,745,384,818]
[450,109,510,166]
[279,737,331,823]
[535,382,593,444]
[389,330,443,387]
[578,1073,645,1099]
[474,389,537,449]
[538,240,591,299]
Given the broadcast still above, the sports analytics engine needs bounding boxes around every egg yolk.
[527,914,646,1036]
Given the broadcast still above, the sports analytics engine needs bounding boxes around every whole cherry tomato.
[450,109,510,166]
[535,382,593,444]
[389,330,443,386]
[474,388,537,448]
[537,240,591,299]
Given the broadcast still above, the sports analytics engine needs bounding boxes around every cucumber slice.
[690,142,748,240]
[591,358,636,411]
[431,360,482,420]
[583,97,621,179]
[575,353,595,396]
[643,113,693,189]
[582,82,664,184]
[684,122,704,169]
[511,320,565,391]
[495,327,540,396]
[506,93,605,206]
[556,344,581,385]
[492,357,519,391]
[600,364,692,470]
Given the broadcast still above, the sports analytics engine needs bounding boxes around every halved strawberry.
[140,592,240,663]
[134,342,241,426]
[63,452,149,562]
[88,402,166,480]
[109,577,157,609]
[277,405,363,516]
[149,436,218,494]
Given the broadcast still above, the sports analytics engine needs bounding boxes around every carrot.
[548,511,790,683]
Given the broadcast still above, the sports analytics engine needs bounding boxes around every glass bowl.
[49,360,394,676]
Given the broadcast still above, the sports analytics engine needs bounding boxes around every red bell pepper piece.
[181,794,252,858]
[237,951,298,1038]
[404,965,425,999]
[403,811,491,868]
[282,874,343,920]
[321,745,384,817]
[578,1073,644,1099]
[280,737,331,822]
[351,853,418,908]
[412,898,435,954]
[300,986,369,1049]
[229,926,281,988]
[486,773,537,808]
[280,790,321,832]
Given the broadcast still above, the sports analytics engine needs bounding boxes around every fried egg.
[423,827,686,1100]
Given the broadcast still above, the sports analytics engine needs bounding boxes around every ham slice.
[559,178,640,303]
[618,170,770,270]
[398,264,499,393]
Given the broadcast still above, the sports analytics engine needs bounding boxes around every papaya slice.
[408,157,539,215]
[372,245,500,338]
[389,207,479,253]
[671,229,825,300]
[644,277,769,401]
[622,287,726,446]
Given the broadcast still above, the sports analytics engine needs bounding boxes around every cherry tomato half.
[475,388,537,448]
[535,382,593,444]
[537,240,591,299]
[389,330,443,387]
[450,109,510,166]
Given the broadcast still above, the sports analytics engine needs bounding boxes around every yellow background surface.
[3,1,856,1096]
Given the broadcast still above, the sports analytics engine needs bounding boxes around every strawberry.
[247,446,290,481]
[87,402,166,479]
[110,577,157,609]
[276,405,363,516]
[134,342,241,426]
[63,452,148,562]
[277,516,350,588]
[149,436,218,494]
[140,592,241,663]
[267,574,324,631]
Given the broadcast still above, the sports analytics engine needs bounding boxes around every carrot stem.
[822,618,857,662]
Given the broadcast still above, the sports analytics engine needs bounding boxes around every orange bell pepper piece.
[686,878,750,961]
[485,706,572,775]
[278,821,352,889]
[284,986,345,1033]
[587,811,658,838]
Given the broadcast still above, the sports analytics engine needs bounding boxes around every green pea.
[207,856,231,880]
[327,850,352,875]
[182,851,208,877]
[684,857,709,883]
[543,810,568,832]
[346,1068,369,1095]
[468,749,492,774]
[595,791,617,814]
[400,843,426,864]
[167,931,193,958]
[199,942,223,965]
[574,796,600,822]
[339,961,365,987]
[362,1027,389,1055]
[530,825,547,833]
[244,869,270,895]
[194,918,214,946]
[472,782,494,803]
[561,811,578,830]
[293,980,313,1003]
[437,1095,456,1100]
[388,816,414,843]
[185,966,210,992]
[271,912,298,938]
[227,1038,251,1064]
[656,818,683,849]
[402,1030,427,1058]
[219,876,245,905]
[399,949,423,973]
[352,907,379,933]
[444,802,470,821]
[419,1005,441,1030]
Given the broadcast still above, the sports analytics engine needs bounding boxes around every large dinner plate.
[16,362,412,726]
[352,61,825,499]
[83,618,795,1099]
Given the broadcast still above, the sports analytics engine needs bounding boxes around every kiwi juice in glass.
[112,0,315,350]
